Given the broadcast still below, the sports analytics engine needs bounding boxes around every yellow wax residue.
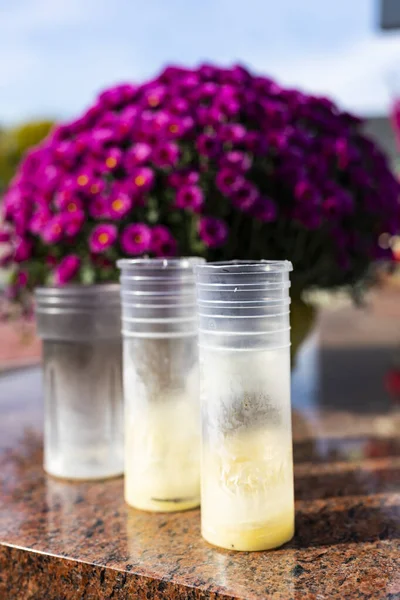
[202,510,294,552]
[201,428,294,551]
[125,397,200,512]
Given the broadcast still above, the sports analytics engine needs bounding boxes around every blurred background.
[0,0,399,424]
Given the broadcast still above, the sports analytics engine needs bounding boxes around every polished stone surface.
[0,294,399,599]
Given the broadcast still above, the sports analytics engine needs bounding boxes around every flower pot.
[290,295,317,367]
[290,295,319,416]
[35,284,123,480]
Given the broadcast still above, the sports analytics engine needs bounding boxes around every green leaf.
[81,264,96,285]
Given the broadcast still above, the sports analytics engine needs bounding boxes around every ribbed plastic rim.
[198,311,290,319]
[196,281,291,289]
[121,315,197,324]
[198,342,291,352]
[198,326,291,336]
[35,284,119,296]
[117,257,204,270]
[122,329,198,339]
[195,260,293,275]
[35,284,120,309]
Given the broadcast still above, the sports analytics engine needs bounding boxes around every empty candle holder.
[35,285,123,480]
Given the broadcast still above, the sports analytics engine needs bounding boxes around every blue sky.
[1,0,400,124]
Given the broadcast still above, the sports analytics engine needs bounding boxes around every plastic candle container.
[195,260,294,551]
[35,285,123,480]
[118,258,204,512]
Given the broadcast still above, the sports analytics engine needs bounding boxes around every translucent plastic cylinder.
[118,258,204,512]
[35,285,123,480]
[195,261,294,551]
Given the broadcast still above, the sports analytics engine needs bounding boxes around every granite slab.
[0,298,399,599]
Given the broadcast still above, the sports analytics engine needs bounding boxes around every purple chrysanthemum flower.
[87,178,105,197]
[221,151,252,172]
[216,168,245,196]
[168,170,200,188]
[16,271,28,287]
[29,209,52,235]
[89,224,117,253]
[197,106,225,127]
[114,106,138,139]
[167,116,194,138]
[214,87,240,117]
[53,140,76,167]
[139,110,170,136]
[78,103,103,128]
[220,123,247,143]
[153,110,173,132]
[36,165,60,195]
[98,112,120,130]
[143,85,166,109]
[197,133,221,158]
[158,65,190,83]
[42,215,64,244]
[65,210,85,237]
[175,185,204,213]
[13,209,30,237]
[74,169,93,190]
[14,238,32,262]
[97,83,136,110]
[193,81,218,102]
[0,229,10,243]
[267,129,291,151]
[21,147,46,175]
[198,217,228,248]
[152,142,180,168]
[151,225,177,257]
[323,185,353,217]
[108,192,133,219]
[90,128,114,153]
[104,147,123,171]
[125,143,152,169]
[55,194,83,214]
[261,99,288,128]
[3,189,21,221]
[89,196,109,219]
[198,63,218,81]
[121,223,151,255]
[168,97,189,115]
[294,180,321,207]
[55,178,77,202]
[131,167,155,193]
[231,181,259,211]
[334,138,359,170]
[179,72,200,90]
[54,255,81,285]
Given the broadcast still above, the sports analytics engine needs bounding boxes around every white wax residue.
[202,427,294,551]
[124,357,200,511]
[200,346,294,550]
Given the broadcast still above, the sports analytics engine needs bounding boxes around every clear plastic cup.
[195,260,294,551]
[118,257,204,512]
